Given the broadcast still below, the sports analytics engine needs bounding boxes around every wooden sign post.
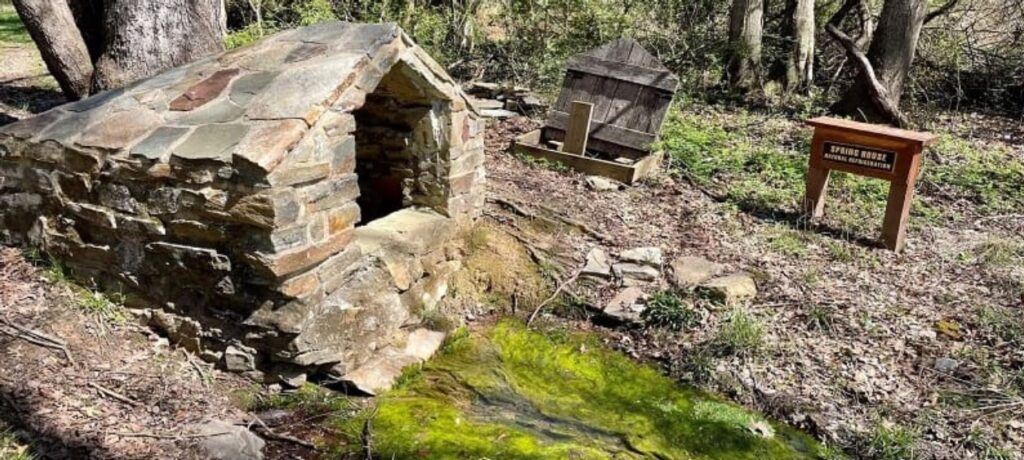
[804,117,938,252]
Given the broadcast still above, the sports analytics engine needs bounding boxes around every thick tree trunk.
[726,0,764,90]
[12,0,225,99]
[67,0,105,62]
[12,0,94,100]
[92,0,226,91]
[780,0,815,91]
[834,0,928,122]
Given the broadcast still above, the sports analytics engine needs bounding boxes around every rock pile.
[580,247,759,324]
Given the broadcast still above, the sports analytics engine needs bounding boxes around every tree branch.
[825,0,909,127]
[924,0,959,25]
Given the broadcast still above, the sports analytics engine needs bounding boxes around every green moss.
[353,321,825,459]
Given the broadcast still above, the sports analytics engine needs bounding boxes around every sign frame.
[804,117,938,252]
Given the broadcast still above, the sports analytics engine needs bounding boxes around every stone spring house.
[0,22,486,391]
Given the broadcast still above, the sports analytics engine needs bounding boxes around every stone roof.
[0,22,475,176]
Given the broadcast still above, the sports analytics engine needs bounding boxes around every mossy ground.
[345,321,826,459]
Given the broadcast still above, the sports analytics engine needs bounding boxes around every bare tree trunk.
[726,0,764,90]
[92,0,226,91]
[781,0,815,91]
[830,0,958,125]
[12,0,94,100]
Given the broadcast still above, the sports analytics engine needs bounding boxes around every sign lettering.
[822,142,896,172]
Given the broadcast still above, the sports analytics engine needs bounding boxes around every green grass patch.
[0,428,34,460]
[710,308,765,357]
[865,420,918,460]
[243,383,352,413]
[657,108,1022,233]
[0,5,30,45]
[920,136,1024,216]
[347,320,825,459]
[976,305,1024,345]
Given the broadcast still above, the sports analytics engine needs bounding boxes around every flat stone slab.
[698,272,757,304]
[172,123,249,162]
[581,247,612,278]
[619,247,662,267]
[170,68,241,111]
[603,287,648,323]
[352,208,455,256]
[194,420,265,460]
[669,256,724,288]
[613,262,659,285]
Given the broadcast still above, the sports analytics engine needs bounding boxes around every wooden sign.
[804,117,938,252]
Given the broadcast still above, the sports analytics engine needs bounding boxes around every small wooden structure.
[804,117,938,252]
[514,39,679,183]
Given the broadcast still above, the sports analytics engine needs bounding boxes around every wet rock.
[194,420,265,460]
[581,248,612,278]
[585,176,622,191]
[669,256,723,288]
[613,263,660,285]
[619,247,662,267]
[698,272,757,303]
[603,287,648,323]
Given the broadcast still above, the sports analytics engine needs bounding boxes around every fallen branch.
[488,195,612,243]
[103,430,231,439]
[88,382,140,407]
[0,317,75,365]
[242,418,317,450]
[527,268,582,327]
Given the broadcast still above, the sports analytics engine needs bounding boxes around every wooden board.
[542,38,679,158]
[514,129,662,184]
[563,101,593,155]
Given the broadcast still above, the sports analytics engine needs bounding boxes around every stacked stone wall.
[0,23,485,386]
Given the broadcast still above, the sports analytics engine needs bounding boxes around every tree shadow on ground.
[734,198,885,250]
[0,368,115,459]
[0,79,66,126]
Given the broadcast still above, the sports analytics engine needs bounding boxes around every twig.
[488,195,612,242]
[0,317,75,365]
[103,430,231,439]
[88,382,140,407]
[527,268,582,327]
[182,350,210,387]
[362,406,379,460]
[242,418,318,450]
